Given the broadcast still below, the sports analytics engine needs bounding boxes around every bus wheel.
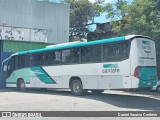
[156,85,160,93]
[71,79,85,96]
[92,90,104,94]
[17,79,26,91]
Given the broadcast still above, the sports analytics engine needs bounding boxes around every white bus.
[5,35,157,95]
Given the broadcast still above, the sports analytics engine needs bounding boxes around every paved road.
[0,88,159,111]
[0,88,159,120]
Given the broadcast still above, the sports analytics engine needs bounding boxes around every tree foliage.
[65,0,102,41]
[104,0,160,75]
[104,0,160,37]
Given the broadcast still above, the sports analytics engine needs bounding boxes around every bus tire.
[70,79,86,96]
[92,90,104,94]
[156,85,160,93]
[17,79,26,91]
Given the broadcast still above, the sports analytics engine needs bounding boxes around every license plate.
[147,83,151,85]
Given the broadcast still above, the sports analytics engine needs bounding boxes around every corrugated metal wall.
[0,0,70,44]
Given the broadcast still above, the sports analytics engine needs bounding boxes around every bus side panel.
[123,75,132,88]
[43,66,64,88]
[6,68,30,87]
[120,59,132,89]
[30,76,45,88]
[81,76,99,89]
[30,67,61,88]
[43,65,99,89]
[43,60,131,90]
[15,69,30,87]
[98,59,131,89]
[62,76,71,88]
[44,76,63,88]
[61,75,99,89]
[98,75,123,89]
[6,71,18,87]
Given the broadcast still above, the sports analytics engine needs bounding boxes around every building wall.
[0,0,70,44]
[3,40,51,52]
[0,40,52,88]
[0,26,48,42]
[0,52,13,88]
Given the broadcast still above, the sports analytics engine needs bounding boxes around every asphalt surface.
[0,88,160,111]
[0,88,160,120]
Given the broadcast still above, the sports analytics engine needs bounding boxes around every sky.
[88,0,132,31]
[48,0,116,24]
[48,0,118,31]
[88,0,116,31]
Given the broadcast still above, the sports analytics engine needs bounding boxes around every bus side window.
[7,57,15,78]
[92,46,101,62]
[45,51,61,65]
[81,46,101,63]
[62,48,79,64]
[62,49,71,63]
[18,54,29,69]
[81,47,86,62]
[30,52,45,67]
[54,51,61,64]
[103,44,118,62]
[72,48,80,63]
[118,43,129,60]
[103,45,108,61]
[103,42,129,62]
[85,47,92,62]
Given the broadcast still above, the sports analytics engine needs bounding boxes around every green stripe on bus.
[30,67,56,84]
[103,64,118,68]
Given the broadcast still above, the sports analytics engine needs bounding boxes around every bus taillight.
[134,66,139,78]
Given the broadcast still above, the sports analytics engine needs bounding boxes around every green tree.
[65,0,103,41]
[104,0,160,37]
[104,0,160,76]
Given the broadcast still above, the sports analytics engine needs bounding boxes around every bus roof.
[12,35,152,56]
